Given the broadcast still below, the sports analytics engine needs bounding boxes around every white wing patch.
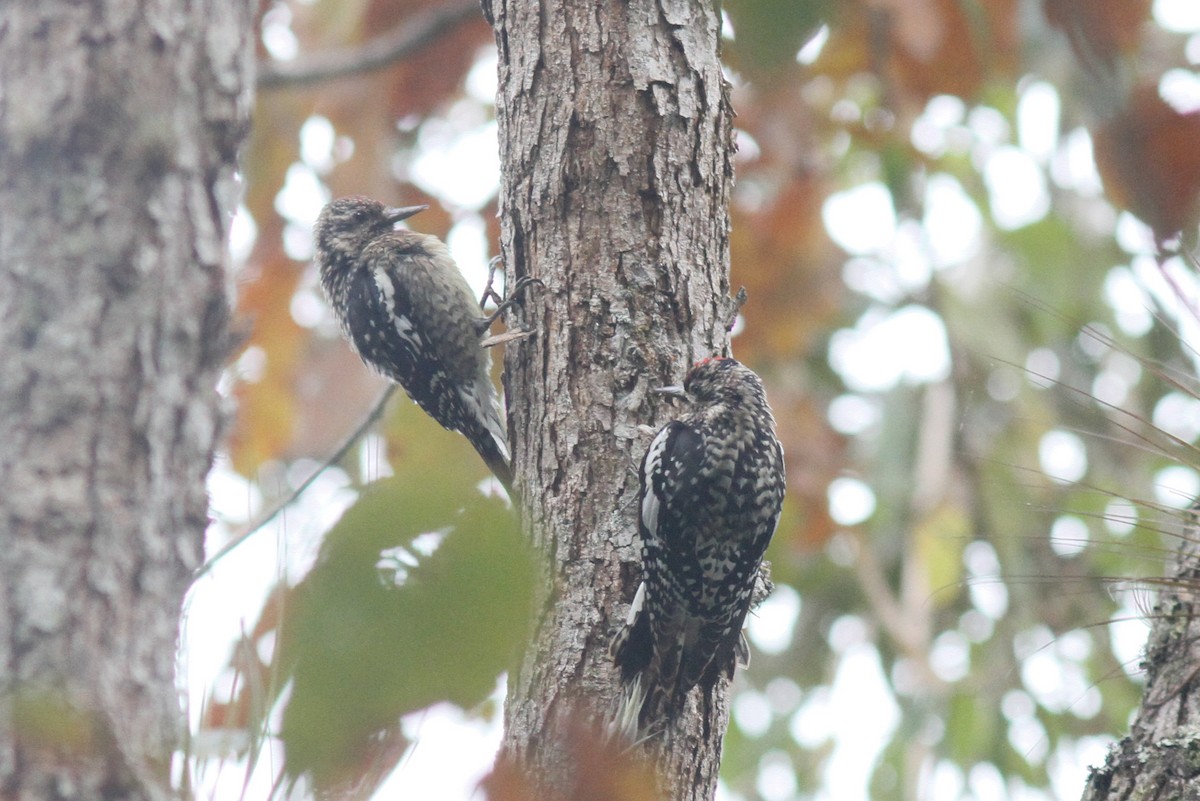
[371,266,418,340]
[640,426,672,535]
[392,315,415,339]
[625,581,647,625]
[372,266,395,305]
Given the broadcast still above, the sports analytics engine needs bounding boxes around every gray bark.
[1081,513,1200,801]
[486,0,737,798]
[0,3,252,800]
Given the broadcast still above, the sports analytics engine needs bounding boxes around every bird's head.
[313,196,427,264]
[654,357,767,409]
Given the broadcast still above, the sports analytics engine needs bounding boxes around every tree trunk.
[486,1,736,798]
[1080,512,1200,801]
[0,4,252,800]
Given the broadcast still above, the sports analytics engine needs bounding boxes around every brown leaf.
[773,390,842,552]
[816,0,1018,109]
[227,234,308,473]
[228,241,305,474]
[483,721,659,801]
[879,0,1016,102]
[1043,0,1150,71]
[1093,86,1200,242]
[367,0,492,119]
[225,88,311,473]
[731,177,844,361]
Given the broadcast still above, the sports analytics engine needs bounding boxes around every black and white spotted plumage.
[313,196,512,491]
[612,357,786,732]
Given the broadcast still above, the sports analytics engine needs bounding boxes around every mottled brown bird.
[314,196,512,491]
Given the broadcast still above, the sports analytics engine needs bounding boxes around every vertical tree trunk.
[1080,514,1200,801]
[0,4,252,800]
[486,1,736,798]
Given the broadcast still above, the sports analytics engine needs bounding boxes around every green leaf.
[723,0,833,78]
[277,474,535,786]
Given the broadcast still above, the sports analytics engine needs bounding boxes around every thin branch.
[193,385,398,580]
[258,0,481,90]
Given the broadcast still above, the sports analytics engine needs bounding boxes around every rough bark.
[486,0,736,798]
[1080,515,1200,801]
[0,3,252,800]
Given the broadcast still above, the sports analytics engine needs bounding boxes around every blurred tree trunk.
[1081,515,1200,801]
[0,4,251,800]
[485,0,738,798]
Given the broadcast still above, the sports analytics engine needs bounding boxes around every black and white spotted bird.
[612,357,786,734]
[313,196,514,492]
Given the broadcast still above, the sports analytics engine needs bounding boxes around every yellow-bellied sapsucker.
[611,357,786,733]
[314,196,513,491]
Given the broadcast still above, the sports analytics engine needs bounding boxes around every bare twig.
[193,385,398,580]
[258,0,481,90]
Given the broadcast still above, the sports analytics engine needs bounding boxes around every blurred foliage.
[278,473,533,788]
[202,0,1200,798]
[483,723,660,801]
[200,432,532,797]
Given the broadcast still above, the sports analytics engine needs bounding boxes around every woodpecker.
[314,196,516,492]
[611,357,786,733]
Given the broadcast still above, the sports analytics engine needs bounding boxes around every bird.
[313,196,516,492]
[611,356,786,735]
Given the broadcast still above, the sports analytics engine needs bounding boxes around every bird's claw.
[479,265,545,327]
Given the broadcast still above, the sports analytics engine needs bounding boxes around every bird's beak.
[385,204,428,224]
[653,384,686,399]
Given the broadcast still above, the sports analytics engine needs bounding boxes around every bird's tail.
[608,657,684,744]
[610,585,755,741]
[607,673,648,745]
[458,384,514,494]
[609,582,654,740]
[608,583,689,739]
[474,425,514,494]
